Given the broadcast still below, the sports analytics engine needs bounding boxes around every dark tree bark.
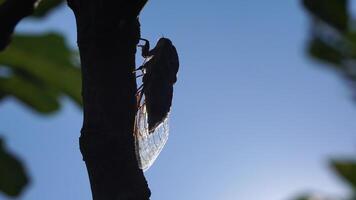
[0,0,151,198]
[67,0,151,199]
[0,0,37,51]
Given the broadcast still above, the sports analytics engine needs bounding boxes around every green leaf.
[331,160,356,190]
[32,0,64,18]
[0,76,60,113]
[291,194,335,200]
[0,138,29,197]
[302,0,349,32]
[0,33,82,114]
[308,38,344,66]
[293,195,310,200]
[307,37,356,81]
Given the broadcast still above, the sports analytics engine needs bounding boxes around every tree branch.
[67,0,150,199]
[0,0,37,51]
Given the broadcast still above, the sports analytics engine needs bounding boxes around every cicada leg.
[136,74,143,78]
[135,86,144,107]
[138,38,150,58]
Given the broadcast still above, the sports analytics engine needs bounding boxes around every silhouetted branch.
[67,0,150,199]
[0,0,37,51]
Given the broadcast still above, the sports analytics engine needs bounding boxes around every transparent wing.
[133,101,169,172]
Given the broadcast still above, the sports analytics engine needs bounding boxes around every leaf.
[0,76,60,113]
[293,196,309,200]
[0,33,82,114]
[307,37,356,81]
[331,160,356,190]
[0,138,29,197]
[292,194,335,200]
[308,38,344,66]
[32,0,64,18]
[302,0,349,32]
[9,33,75,68]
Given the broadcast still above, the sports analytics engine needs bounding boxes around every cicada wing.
[134,103,169,171]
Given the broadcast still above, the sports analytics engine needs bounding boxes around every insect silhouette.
[133,37,179,171]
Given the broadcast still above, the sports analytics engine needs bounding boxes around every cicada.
[133,37,179,171]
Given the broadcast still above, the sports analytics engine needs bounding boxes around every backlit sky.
[1,1,356,200]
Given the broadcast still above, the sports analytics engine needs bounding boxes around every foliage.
[302,0,349,32]
[293,2,356,200]
[0,33,82,113]
[0,0,80,198]
[292,160,356,200]
[332,160,356,191]
[302,0,356,88]
[0,138,29,197]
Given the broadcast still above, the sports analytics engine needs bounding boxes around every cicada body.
[134,37,179,171]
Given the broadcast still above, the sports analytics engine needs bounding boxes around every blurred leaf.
[9,33,75,68]
[331,160,356,190]
[303,0,356,93]
[32,0,64,18]
[308,38,344,66]
[0,76,60,113]
[345,32,356,58]
[293,195,310,200]
[302,0,349,32]
[0,138,29,197]
[292,194,334,200]
[0,33,82,114]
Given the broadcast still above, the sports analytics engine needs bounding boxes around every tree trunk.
[67,0,151,199]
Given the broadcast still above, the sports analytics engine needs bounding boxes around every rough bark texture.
[0,0,36,51]
[68,0,150,199]
[0,0,150,198]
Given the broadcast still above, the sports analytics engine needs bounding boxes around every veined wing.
[133,101,169,172]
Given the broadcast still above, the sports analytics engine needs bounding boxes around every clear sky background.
[1,1,356,200]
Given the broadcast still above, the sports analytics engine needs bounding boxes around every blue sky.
[1,1,356,200]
